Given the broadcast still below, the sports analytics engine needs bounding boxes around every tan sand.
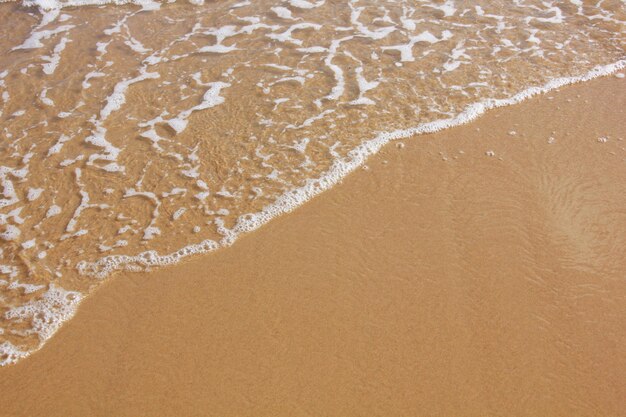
[1,75,625,416]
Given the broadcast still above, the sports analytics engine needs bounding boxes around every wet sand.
[1,75,625,416]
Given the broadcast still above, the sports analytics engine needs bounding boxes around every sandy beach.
[0,74,624,416]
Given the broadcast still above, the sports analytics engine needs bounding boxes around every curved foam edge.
[3,59,625,366]
[0,342,30,367]
[1,284,82,366]
[78,59,626,279]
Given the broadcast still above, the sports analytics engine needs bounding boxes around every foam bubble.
[1,285,82,366]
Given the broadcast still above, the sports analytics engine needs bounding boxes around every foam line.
[77,60,625,280]
[0,285,82,366]
[4,56,624,366]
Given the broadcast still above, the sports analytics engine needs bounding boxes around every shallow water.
[0,0,624,365]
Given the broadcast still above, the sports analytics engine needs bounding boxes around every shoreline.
[4,62,624,368]
[79,60,626,277]
[2,0,625,371]
[1,74,625,416]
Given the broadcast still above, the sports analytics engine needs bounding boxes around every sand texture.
[0,76,625,416]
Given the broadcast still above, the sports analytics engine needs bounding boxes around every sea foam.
[76,60,625,280]
[1,0,624,366]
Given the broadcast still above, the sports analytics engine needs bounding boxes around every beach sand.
[1,75,625,416]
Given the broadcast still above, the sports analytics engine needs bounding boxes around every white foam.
[1,284,82,366]
[172,207,186,220]
[350,5,395,40]
[77,239,220,278]
[271,6,295,20]
[288,0,325,9]
[382,30,453,62]
[349,66,379,105]
[0,224,21,241]
[426,0,457,17]
[8,280,44,293]
[231,0,250,8]
[85,126,124,172]
[286,109,334,130]
[27,188,43,201]
[167,117,188,134]
[100,69,159,120]
[47,134,70,156]
[124,36,150,54]
[291,137,309,153]
[297,46,327,54]
[21,238,35,249]
[82,71,106,89]
[197,44,239,54]
[39,88,54,106]
[13,24,74,50]
[3,0,625,367]
[166,82,229,134]
[526,5,564,24]
[316,38,348,104]
[22,0,160,11]
[42,36,69,75]
[0,168,19,209]
[75,60,626,283]
[0,342,29,367]
[267,22,321,46]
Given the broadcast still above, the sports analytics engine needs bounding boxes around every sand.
[1,75,625,416]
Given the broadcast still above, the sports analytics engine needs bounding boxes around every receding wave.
[1,0,624,365]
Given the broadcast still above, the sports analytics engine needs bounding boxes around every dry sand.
[1,75,625,416]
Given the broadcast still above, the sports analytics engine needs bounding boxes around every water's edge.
[1,59,624,367]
